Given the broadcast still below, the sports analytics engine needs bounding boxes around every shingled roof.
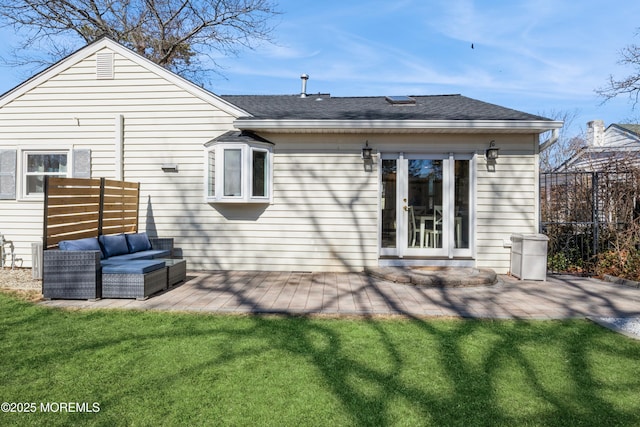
[614,123,640,138]
[221,94,550,122]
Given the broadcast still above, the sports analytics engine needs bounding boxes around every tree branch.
[0,0,280,82]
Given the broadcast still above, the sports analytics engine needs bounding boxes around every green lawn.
[1,292,640,426]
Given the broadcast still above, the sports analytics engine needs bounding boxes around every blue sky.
[1,0,639,136]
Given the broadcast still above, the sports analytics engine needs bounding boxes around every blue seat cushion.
[104,249,171,262]
[102,260,166,274]
[58,237,104,259]
[126,232,152,253]
[135,249,170,258]
[99,234,129,258]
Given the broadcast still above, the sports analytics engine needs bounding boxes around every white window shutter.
[72,149,91,178]
[0,149,17,200]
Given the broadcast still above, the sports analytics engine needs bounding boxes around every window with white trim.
[206,141,273,203]
[23,151,68,197]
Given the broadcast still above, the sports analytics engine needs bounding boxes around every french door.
[380,153,474,258]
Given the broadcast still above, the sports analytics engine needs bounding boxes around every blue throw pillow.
[125,232,152,253]
[99,234,129,258]
[58,237,104,259]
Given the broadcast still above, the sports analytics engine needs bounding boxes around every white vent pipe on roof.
[300,74,309,98]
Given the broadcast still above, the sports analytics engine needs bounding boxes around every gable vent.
[96,52,114,79]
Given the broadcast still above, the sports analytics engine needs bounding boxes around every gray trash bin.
[510,234,549,281]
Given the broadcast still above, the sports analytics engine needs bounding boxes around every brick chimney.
[586,120,605,147]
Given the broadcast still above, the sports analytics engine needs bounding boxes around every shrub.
[596,249,640,282]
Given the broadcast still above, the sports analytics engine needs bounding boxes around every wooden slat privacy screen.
[44,177,140,249]
[101,179,140,236]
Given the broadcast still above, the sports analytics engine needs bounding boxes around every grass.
[1,292,640,426]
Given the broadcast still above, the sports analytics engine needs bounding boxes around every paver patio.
[39,271,640,319]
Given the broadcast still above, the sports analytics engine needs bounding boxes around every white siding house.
[0,38,562,274]
[558,120,640,171]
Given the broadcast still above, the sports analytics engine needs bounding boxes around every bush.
[547,252,569,272]
[596,249,640,282]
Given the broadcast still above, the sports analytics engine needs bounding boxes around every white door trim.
[378,152,476,260]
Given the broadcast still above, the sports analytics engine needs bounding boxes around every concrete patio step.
[365,267,497,287]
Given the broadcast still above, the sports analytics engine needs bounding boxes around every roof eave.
[234,119,564,134]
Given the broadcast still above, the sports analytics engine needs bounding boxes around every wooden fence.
[43,177,140,249]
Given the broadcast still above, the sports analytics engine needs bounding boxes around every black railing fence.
[540,170,640,275]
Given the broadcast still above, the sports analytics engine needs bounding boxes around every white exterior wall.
[476,140,539,273]
[0,46,236,267]
[198,133,536,273]
[178,138,379,271]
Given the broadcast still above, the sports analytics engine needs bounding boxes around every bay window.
[205,140,273,203]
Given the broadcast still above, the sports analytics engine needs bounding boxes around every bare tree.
[538,109,583,172]
[596,30,640,107]
[0,0,279,83]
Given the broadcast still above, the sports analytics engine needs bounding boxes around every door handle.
[403,206,408,211]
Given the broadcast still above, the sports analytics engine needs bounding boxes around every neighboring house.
[544,120,640,237]
[558,120,640,171]
[0,38,562,274]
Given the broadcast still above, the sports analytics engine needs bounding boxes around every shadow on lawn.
[4,281,640,426]
[175,271,640,426]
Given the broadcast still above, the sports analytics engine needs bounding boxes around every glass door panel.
[454,160,470,249]
[407,159,443,249]
[381,159,397,250]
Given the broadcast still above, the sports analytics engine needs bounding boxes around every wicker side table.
[163,258,187,287]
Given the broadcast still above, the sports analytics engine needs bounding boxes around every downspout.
[539,128,559,152]
[535,140,541,232]
[115,114,124,180]
[537,128,559,232]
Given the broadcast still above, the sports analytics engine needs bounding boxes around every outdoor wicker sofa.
[43,233,174,300]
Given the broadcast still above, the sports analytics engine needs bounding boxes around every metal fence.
[540,170,640,274]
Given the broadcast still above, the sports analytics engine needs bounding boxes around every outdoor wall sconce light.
[485,140,499,160]
[161,163,179,173]
[362,141,373,160]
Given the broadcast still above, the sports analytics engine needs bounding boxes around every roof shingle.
[220,94,551,122]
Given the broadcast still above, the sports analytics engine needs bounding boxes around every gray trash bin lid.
[511,233,549,241]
